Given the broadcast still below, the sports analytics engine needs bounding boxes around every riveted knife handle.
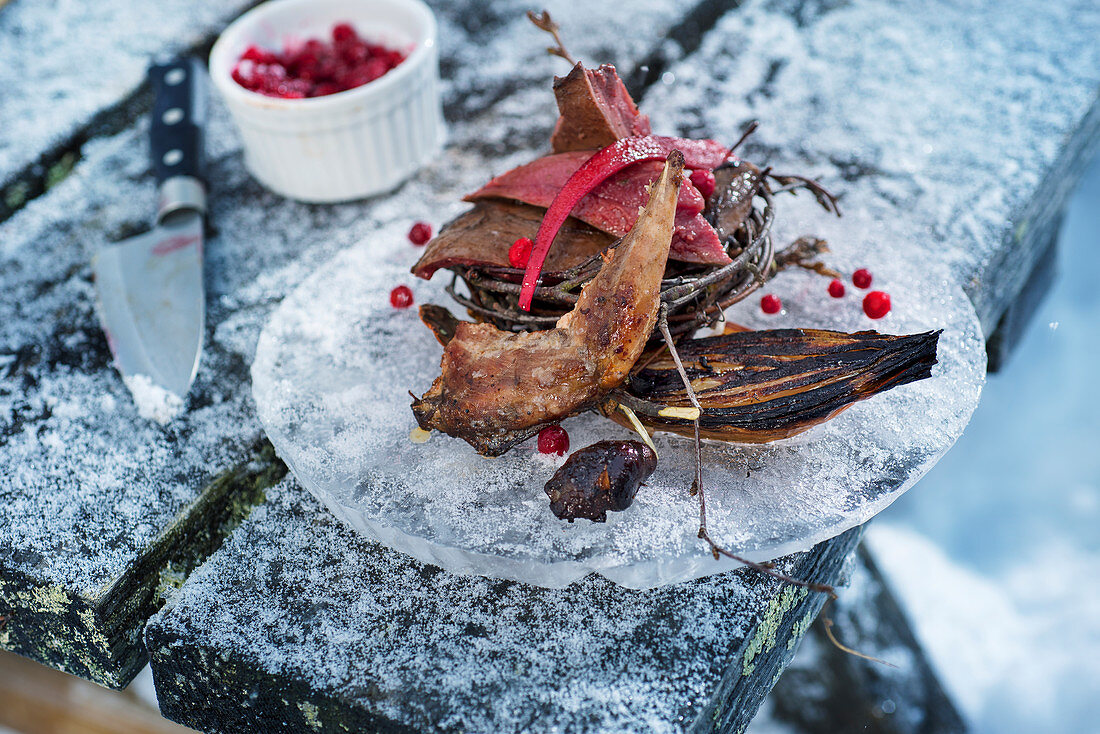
[149,58,207,222]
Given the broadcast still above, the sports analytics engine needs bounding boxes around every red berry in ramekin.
[231,22,407,99]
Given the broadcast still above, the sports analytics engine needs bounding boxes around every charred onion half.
[603,328,941,443]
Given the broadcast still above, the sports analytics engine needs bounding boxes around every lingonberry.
[389,285,414,309]
[241,45,280,65]
[508,237,534,268]
[827,279,846,298]
[537,425,570,455]
[313,82,343,97]
[232,23,407,99]
[689,169,717,199]
[341,41,370,65]
[760,294,782,314]
[363,57,388,82]
[332,22,358,43]
[231,67,256,90]
[408,222,432,245]
[862,290,891,319]
[852,268,873,289]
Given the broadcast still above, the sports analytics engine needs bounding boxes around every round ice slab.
[252,237,984,589]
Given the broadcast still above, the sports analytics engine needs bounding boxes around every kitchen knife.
[93,58,207,418]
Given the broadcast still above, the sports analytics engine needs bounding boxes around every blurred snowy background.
[751,151,1100,733]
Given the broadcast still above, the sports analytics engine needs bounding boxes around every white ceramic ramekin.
[209,0,445,202]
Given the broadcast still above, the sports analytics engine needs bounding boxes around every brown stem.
[767,171,842,217]
[820,602,898,668]
[774,236,842,279]
[656,306,838,598]
[527,10,576,65]
[727,120,760,157]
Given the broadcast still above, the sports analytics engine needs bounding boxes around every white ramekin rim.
[208,0,437,115]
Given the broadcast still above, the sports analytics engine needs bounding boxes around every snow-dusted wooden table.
[2,0,1098,731]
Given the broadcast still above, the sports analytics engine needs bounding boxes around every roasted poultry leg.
[411,151,685,455]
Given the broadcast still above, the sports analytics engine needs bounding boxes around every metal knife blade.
[93,213,204,398]
[94,58,207,417]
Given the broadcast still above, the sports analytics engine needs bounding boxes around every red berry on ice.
[862,290,891,319]
[389,285,414,309]
[538,425,570,455]
[852,268,873,289]
[760,294,782,314]
[828,279,846,298]
[408,221,432,245]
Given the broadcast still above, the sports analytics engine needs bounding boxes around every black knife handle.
[149,58,207,191]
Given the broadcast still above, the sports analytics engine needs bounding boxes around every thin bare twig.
[727,120,760,158]
[656,305,838,597]
[527,10,576,65]
[821,602,898,667]
[767,171,842,217]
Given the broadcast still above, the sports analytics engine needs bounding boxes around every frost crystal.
[122,374,185,425]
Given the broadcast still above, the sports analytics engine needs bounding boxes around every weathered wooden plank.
[0,442,283,688]
[0,0,741,690]
[985,222,1059,372]
[146,477,858,734]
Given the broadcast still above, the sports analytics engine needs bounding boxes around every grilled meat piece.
[605,328,940,443]
[550,63,652,153]
[544,440,657,522]
[411,200,612,280]
[418,304,462,346]
[466,151,728,265]
[411,152,685,455]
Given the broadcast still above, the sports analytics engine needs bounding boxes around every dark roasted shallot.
[544,440,657,522]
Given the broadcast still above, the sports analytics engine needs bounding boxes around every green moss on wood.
[0,440,286,688]
[45,151,78,190]
[787,608,817,651]
[3,180,30,210]
[0,576,113,683]
[742,585,807,677]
